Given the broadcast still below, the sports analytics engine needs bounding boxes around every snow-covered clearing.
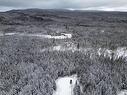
[53,75,77,95]
[40,43,127,60]
[0,32,72,39]
[117,90,127,95]
[97,47,127,60]
[0,32,18,36]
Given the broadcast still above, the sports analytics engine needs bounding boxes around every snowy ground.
[53,75,78,95]
[0,32,72,39]
[40,43,127,61]
[1,32,127,61]
[1,32,127,95]
[117,90,127,95]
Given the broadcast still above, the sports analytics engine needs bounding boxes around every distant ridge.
[3,8,127,13]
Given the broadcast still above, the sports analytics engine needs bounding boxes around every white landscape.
[2,32,127,61]
[0,8,127,95]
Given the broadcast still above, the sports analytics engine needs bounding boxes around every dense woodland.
[0,9,127,95]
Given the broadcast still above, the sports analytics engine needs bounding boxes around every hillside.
[0,9,127,95]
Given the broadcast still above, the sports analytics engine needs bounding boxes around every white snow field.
[0,32,72,39]
[117,90,127,95]
[53,75,77,95]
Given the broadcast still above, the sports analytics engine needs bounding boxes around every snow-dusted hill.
[0,9,127,95]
